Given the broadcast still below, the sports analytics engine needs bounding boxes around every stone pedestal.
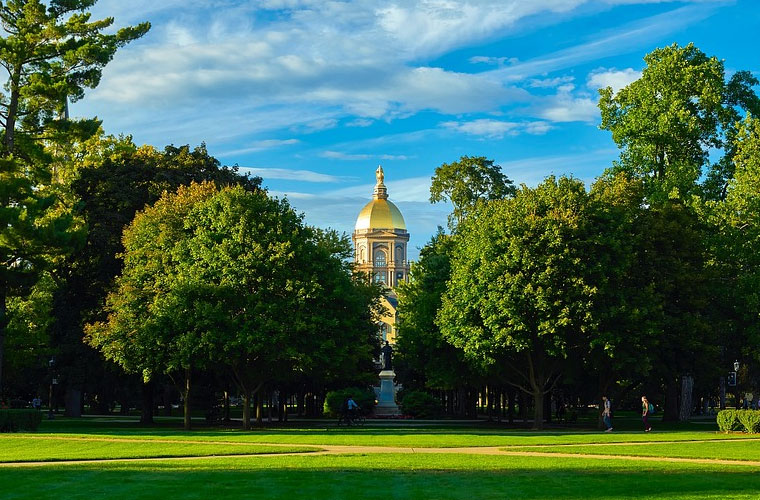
[374,369,400,416]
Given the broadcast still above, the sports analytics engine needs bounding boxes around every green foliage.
[737,411,760,434]
[88,182,380,428]
[396,230,477,392]
[399,390,441,418]
[0,0,150,154]
[323,387,375,417]
[717,410,741,432]
[0,409,42,432]
[430,156,515,230]
[438,176,600,428]
[0,0,148,395]
[598,43,760,202]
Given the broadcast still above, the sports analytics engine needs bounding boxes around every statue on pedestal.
[380,341,393,371]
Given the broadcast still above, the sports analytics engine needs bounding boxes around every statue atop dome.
[376,165,385,185]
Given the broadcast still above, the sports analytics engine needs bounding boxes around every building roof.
[354,165,407,231]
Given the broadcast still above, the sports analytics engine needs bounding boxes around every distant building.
[352,166,410,344]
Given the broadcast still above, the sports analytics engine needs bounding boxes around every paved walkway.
[3,441,760,468]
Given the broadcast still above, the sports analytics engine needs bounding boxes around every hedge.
[717,409,760,433]
[323,387,376,417]
[0,409,42,432]
[737,410,760,434]
[399,390,441,419]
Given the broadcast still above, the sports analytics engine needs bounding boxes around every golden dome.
[355,198,406,231]
[354,166,407,231]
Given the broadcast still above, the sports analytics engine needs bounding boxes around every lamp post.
[48,357,56,420]
[734,360,741,409]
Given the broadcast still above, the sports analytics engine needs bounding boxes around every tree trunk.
[0,289,6,397]
[223,390,231,422]
[3,69,21,154]
[679,375,693,421]
[532,389,544,430]
[255,394,263,425]
[64,387,82,417]
[507,387,515,424]
[242,389,251,430]
[183,368,192,431]
[662,378,679,422]
[140,381,154,425]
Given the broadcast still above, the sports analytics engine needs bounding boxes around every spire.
[374,165,388,199]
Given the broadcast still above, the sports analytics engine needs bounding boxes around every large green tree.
[438,177,600,429]
[88,183,380,429]
[396,230,478,399]
[599,43,760,202]
[48,135,259,417]
[712,116,760,372]
[0,0,148,395]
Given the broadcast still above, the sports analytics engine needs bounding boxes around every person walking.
[602,396,613,432]
[642,396,652,432]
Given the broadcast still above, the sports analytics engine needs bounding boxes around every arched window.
[374,250,386,267]
[379,323,389,342]
[396,245,404,264]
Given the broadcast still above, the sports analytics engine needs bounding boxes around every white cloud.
[217,139,300,157]
[528,76,576,88]
[240,168,346,183]
[469,56,518,66]
[320,151,409,161]
[442,119,553,138]
[588,67,641,92]
[488,3,722,82]
[538,85,598,123]
[346,118,374,127]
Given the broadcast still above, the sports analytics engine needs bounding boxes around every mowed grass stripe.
[2,454,760,500]
[0,437,319,463]
[19,423,760,448]
[506,440,760,461]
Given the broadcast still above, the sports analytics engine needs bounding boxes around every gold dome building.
[353,166,410,344]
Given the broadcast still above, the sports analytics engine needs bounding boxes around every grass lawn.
[3,454,760,500]
[17,416,759,448]
[0,436,317,462]
[3,418,760,499]
[507,440,760,461]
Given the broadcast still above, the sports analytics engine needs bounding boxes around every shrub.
[717,410,739,432]
[323,387,375,417]
[737,410,760,434]
[0,409,42,432]
[399,390,441,419]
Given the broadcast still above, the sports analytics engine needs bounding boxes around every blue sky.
[72,0,759,259]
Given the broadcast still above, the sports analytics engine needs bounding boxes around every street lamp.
[48,357,56,420]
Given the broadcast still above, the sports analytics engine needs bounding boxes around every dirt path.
[3,443,760,468]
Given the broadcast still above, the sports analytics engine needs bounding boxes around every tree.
[87,182,220,430]
[88,183,380,429]
[599,43,760,202]
[0,0,150,155]
[438,177,599,429]
[46,135,260,418]
[0,0,149,396]
[429,155,515,230]
[396,229,478,401]
[714,116,760,370]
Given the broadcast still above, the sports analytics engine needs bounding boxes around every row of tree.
[395,43,760,428]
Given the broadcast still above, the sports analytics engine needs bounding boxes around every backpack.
[648,403,655,414]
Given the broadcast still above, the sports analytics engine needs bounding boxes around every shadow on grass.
[2,462,758,500]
